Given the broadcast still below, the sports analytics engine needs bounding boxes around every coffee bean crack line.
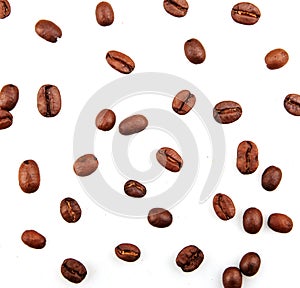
[44,85,54,117]
[165,0,187,12]
[176,92,194,112]
[116,248,139,257]
[232,9,260,19]
[285,98,300,107]
[62,263,85,277]
[245,141,253,173]
[183,251,201,269]
[216,107,242,114]
[1,1,9,14]
[216,195,231,220]
[107,54,133,73]
[66,200,77,222]
[158,150,182,169]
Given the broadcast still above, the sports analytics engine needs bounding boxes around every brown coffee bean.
[268,213,293,233]
[176,245,204,272]
[73,154,98,177]
[61,258,87,284]
[115,243,141,262]
[239,252,261,276]
[213,193,236,220]
[222,267,242,288]
[184,38,206,64]
[243,207,263,234]
[35,20,62,43]
[0,0,10,19]
[163,0,189,17]
[231,2,261,25]
[261,166,282,191]
[95,109,116,131]
[147,208,173,228]
[156,147,183,172]
[21,230,46,249]
[60,197,82,223]
[124,180,146,198]
[172,90,196,115]
[265,48,289,70]
[284,94,300,116]
[96,2,114,26]
[0,109,13,129]
[18,160,40,193]
[236,140,259,174]
[213,101,242,124]
[106,50,135,74]
[37,85,61,117]
[119,114,148,135]
[0,84,19,111]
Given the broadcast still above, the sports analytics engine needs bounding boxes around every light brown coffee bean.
[106,50,135,74]
[184,38,206,64]
[156,147,183,172]
[95,109,116,131]
[60,197,82,223]
[239,252,261,276]
[18,160,40,193]
[213,101,242,124]
[0,0,10,19]
[96,1,114,26]
[213,193,236,220]
[231,2,261,25]
[119,114,148,135]
[21,230,46,249]
[124,180,146,198]
[243,207,263,234]
[73,154,98,177]
[115,243,141,262]
[268,213,293,233]
[147,208,173,228]
[172,90,196,115]
[37,85,61,117]
[0,109,13,129]
[0,84,19,111]
[222,267,242,288]
[35,20,62,43]
[236,140,259,174]
[265,48,289,70]
[261,166,282,191]
[163,0,189,17]
[284,94,300,116]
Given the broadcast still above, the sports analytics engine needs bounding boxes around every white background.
[0,0,299,287]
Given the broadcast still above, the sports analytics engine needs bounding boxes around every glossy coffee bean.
[172,90,196,115]
[268,213,293,233]
[18,160,40,193]
[184,38,206,64]
[61,258,87,284]
[115,243,141,262]
[37,85,61,117]
[35,20,62,43]
[239,252,261,276]
[21,230,46,249]
[106,50,135,74]
[73,154,99,177]
[163,0,189,17]
[119,114,148,135]
[0,0,10,19]
[231,2,261,25]
[124,180,146,198]
[243,207,263,234]
[95,109,116,131]
[213,101,242,124]
[236,140,259,174]
[213,193,236,220]
[222,267,242,288]
[265,48,289,70]
[261,166,282,191]
[176,245,204,272]
[96,1,114,26]
[156,147,183,172]
[0,109,13,129]
[284,94,300,116]
[60,197,82,223]
[0,84,19,111]
[147,208,173,228]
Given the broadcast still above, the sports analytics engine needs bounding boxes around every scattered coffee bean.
[106,50,135,74]
[60,197,82,223]
[184,38,206,64]
[231,2,261,25]
[236,140,259,174]
[115,243,141,262]
[284,94,300,116]
[37,85,61,117]
[35,20,62,43]
[268,213,293,233]
[0,109,13,130]
[243,207,263,234]
[265,48,289,70]
[0,0,10,19]
[147,208,173,228]
[213,101,242,124]
[96,1,114,26]
[156,147,183,172]
[18,160,40,193]
[124,180,146,198]
[261,166,282,191]
[95,109,116,131]
[163,0,189,17]
[176,245,204,272]
[239,252,261,276]
[222,267,242,288]
[21,230,46,249]
[172,90,196,115]
[73,154,99,177]
[0,84,19,111]
[119,114,148,135]
[213,193,236,220]
[61,258,87,284]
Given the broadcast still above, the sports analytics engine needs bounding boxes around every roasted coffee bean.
[261,166,282,191]
[124,180,146,198]
[243,207,263,234]
[147,208,173,228]
[18,160,40,193]
[37,85,61,117]
[106,50,135,74]
[60,197,82,223]
[284,94,300,116]
[236,140,259,174]
[115,243,141,262]
[172,90,196,115]
[156,147,183,172]
[222,267,242,288]
[213,101,242,124]
[0,84,19,111]
[96,1,114,26]
[176,245,204,272]
[0,0,10,19]
[239,252,261,276]
[119,114,148,135]
[231,2,261,25]
[265,48,289,70]
[35,20,62,43]
[213,193,235,220]
[61,258,87,284]
[0,109,13,129]
[21,230,46,249]
[95,109,116,131]
[163,0,189,17]
[73,154,98,177]
[184,38,206,64]
[268,213,293,233]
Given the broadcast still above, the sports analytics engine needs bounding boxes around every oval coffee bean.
[213,193,236,220]
[73,154,98,177]
[147,208,173,228]
[172,90,196,115]
[239,252,261,276]
[163,0,189,18]
[0,84,19,111]
[124,180,146,198]
[18,160,40,193]
[268,213,293,233]
[156,147,183,172]
[284,94,300,116]
[61,258,87,284]
[0,0,10,19]
[222,267,242,288]
[236,140,259,174]
[243,207,263,234]
[213,101,242,124]
[21,230,46,249]
[37,85,61,117]
[96,1,114,26]
[0,109,13,129]
[35,19,62,43]
[184,38,206,64]
[261,165,282,191]
[95,109,116,131]
[231,2,261,25]
[119,114,148,135]
[115,243,141,262]
[265,48,289,70]
[60,197,82,223]
[176,245,204,272]
[106,50,135,74]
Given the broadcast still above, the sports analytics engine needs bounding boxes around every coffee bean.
[172,90,196,115]
[284,94,300,116]
[213,193,236,220]
[231,2,261,25]
[96,1,114,26]
[35,20,62,43]
[265,48,289,70]
[213,101,242,124]
[268,213,293,233]
[119,114,148,135]
[163,0,189,17]
[115,243,141,262]
[61,258,87,284]
[239,252,261,276]
[222,267,242,288]
[0,109,13,130]
[21,230,46,249]
[156,147,183,172]
[60,197,82,223]
[184,38,206,64]
[73,154,98,177]
[95,109,116,131]
[18,160,40,193]
[243,207,263,234]
[124,180,146,198]
[0,84,19,111]
[37,85,61,117]
[0,0,10,19]
[147,208,173,228]
[261,166,282,191]
[176,245,204,272]
[106,50,135,74]
[236,140,259,174]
